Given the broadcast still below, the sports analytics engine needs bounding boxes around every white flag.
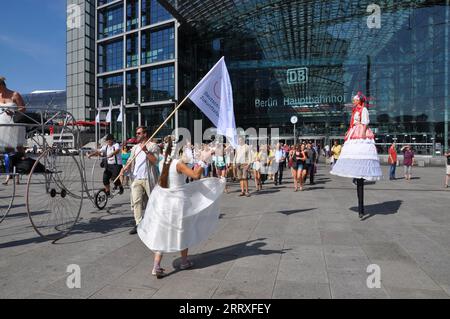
[95,110,100,123]
[105,98,113,123]
[117,100,123,123]
[187,57,237,148]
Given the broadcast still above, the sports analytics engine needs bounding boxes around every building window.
[126,33,139,68]
[126,0,139,31]
[141,65,175,103]
[141,26,175,65]
[98,74,123,107]
[98,4,124,39]
[141,0,172,27]
[98,39,123,73]
[126,107,139,138]
[126,71,139,105]
[141,105,174,137]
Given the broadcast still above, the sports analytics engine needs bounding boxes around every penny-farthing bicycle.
[0,108,84,240]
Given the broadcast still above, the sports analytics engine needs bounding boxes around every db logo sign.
[287,67,308,85]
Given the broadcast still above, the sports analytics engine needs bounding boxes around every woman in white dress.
[0,76,26,152]
[251,145,262,191]
[330,92,382,219]
[138,136,226,278]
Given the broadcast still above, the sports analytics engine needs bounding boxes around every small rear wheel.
[94,189,108,210]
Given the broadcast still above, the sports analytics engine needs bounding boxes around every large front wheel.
[0,174,15,223]
[26,148,84,240]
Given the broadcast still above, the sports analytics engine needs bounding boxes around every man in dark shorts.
[88,134,123,195]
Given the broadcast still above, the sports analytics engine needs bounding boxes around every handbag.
[100,158,107,168]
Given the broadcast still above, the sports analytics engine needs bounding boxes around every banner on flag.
[117,101,123,123]
[187,57,237,148]
[105,98,113,123]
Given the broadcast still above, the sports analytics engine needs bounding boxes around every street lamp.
[291,116,298,144]
[423,134,428,154]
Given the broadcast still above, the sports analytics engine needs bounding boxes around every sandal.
[152,267,166,278]
[239,192,245,197]
[180,260,194,270]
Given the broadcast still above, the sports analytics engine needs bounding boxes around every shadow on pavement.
[52,215,135,244]
[350,200,403,221]
[0,235,48,249]
[252,189,280,195]
[277,208,316,216]
[167,238,290,278]
[305,187,325,191]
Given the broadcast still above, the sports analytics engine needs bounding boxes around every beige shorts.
[446,165,450,175]
[236,164,249,180]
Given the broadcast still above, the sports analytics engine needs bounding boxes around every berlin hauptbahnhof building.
[66,0,450,154]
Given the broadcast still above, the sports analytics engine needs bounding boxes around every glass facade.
[167,0,450,154]
[98,74,123,107]
[95,0,177,140]
[98,3,124,39]
[23,91,67,112]
[142,0,172,26]
[141,26,175,65]
[126,0,139,31]
[142,105,175,136]
[84,0,450,152]
[126,33,139,68]
[98,39,124,73]
[141,65,175,102]
[126,71,139,105]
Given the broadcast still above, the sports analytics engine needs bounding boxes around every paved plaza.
[1,163,450,299]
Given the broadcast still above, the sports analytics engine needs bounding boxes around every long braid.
[159,136,173,189]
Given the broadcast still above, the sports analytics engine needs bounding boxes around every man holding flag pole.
[120,57,237,277]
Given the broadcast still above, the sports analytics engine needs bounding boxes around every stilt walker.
[331,92,382,219]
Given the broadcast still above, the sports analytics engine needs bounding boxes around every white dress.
[138,159,226,253]
[330,107,382,181]
[0,102,26,151]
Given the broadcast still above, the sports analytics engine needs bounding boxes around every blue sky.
[0,0,67,93]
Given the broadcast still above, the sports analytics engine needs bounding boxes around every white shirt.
[234,144,251,164]
[133,145,149,180]
[100,143,121,165]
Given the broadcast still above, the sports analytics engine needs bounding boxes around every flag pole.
[114,94,189,183]
[121,100,125,142]
[95,109,99,149]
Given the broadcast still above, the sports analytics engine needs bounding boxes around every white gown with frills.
[138,159,225,253]
[0,102,26,151]
[330,107,382,181]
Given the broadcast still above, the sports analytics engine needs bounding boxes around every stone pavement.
[1,163,450,299]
